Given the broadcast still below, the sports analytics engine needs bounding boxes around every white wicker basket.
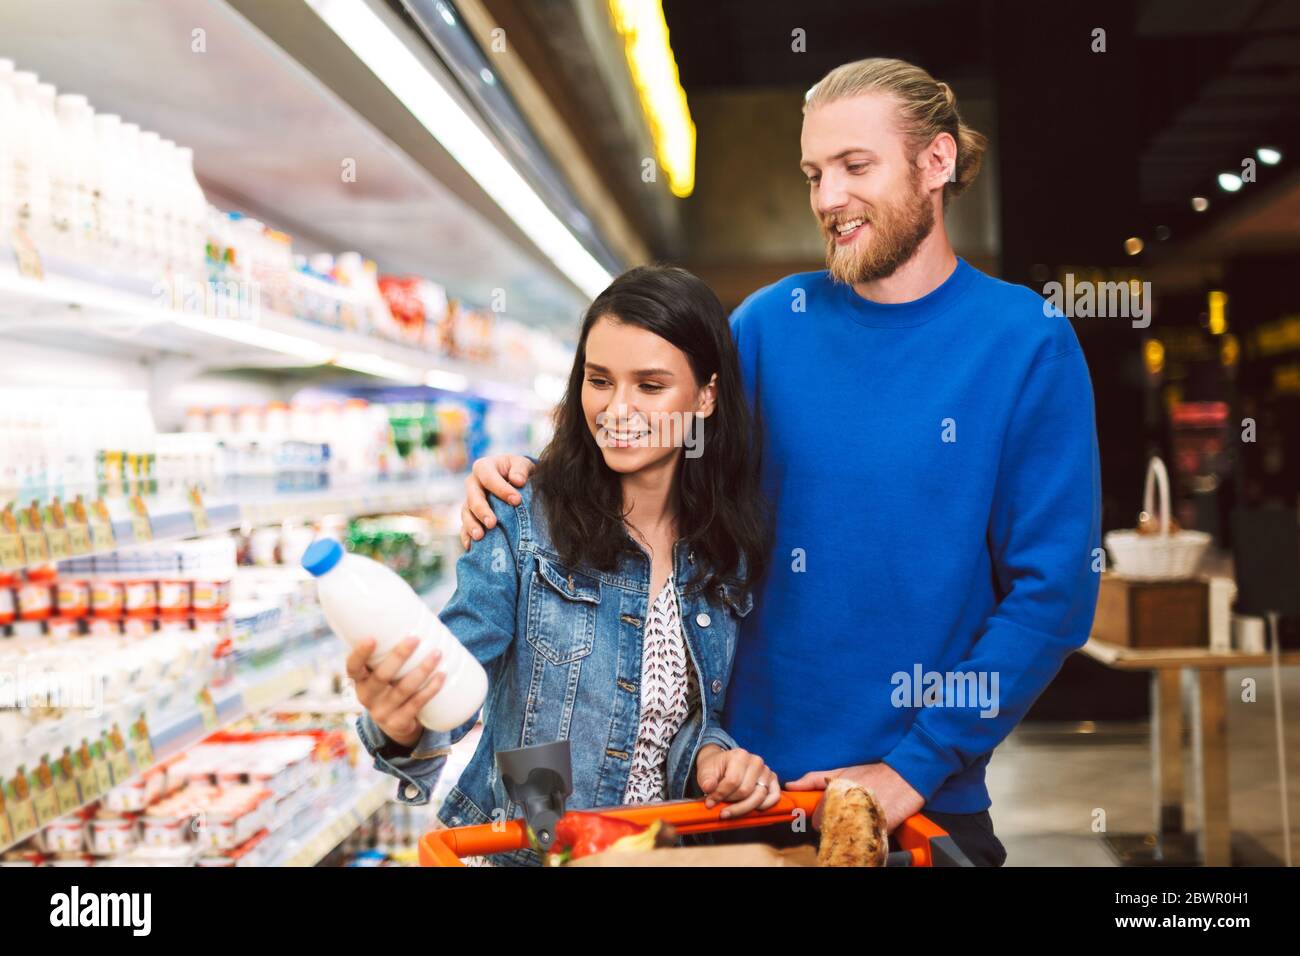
[1104,456,1211,580]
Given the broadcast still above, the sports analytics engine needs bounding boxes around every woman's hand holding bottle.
[346,637,446,748]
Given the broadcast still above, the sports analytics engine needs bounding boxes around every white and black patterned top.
[622,575,698,804]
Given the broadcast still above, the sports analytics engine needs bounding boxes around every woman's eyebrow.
[584,362,675,377]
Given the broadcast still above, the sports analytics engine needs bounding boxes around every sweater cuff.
[881,723,962,804]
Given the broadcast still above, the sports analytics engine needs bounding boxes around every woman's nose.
[606,387,639,415]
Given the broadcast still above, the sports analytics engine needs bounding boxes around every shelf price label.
[5,769,38,838]
[75,740,100,804]
[129,713,154,771]
[54,750,80,812]
[0,505,25,569]
[92,738,114,795]
[31,759,60,827]
[67,497,94,555]
[129,495,153,543]
[9,225,45,280]
[106,724,133,784]
[196,686,219,731]
[88,498,116,551]
[188,486,210,534]
[0,787,12,847]
[0,535,23,570]
[46,527,70,560]
[44,500,72,561]
[19,501,49,564]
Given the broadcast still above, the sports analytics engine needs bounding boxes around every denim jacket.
[356,480,753,866]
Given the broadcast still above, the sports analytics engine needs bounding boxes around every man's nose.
[816,171,849,216]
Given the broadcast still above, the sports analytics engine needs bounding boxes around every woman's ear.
[697,373,718,418]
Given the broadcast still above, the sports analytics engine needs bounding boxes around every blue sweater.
[723,258,1101,813]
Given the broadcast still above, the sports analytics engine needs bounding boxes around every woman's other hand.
[695,744,781,818]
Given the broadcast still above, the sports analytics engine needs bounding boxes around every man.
[458,58,1101,866]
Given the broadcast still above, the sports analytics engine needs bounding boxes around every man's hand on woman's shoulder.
[460,454,536,549]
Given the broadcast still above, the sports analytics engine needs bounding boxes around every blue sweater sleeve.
[882,347,1102,801]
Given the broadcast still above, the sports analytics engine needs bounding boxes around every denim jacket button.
[404,784,419,800]
[711,679,723,694]
[696,612,711,628]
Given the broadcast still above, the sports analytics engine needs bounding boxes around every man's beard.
[823,171,935,285]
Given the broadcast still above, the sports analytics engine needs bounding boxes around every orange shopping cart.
[419,789,974,867]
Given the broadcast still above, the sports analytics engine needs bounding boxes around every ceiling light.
[1257,147,1281,165]
[1208,290,1227,335]
[1191,196,1209,212]
[305,0,614,298]
[608,0,696,198]
[1124,237,1144,256]
[1217,173,1243,193]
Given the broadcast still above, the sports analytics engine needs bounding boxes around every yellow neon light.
[608,0,696,198]
[1208,290,1227,335]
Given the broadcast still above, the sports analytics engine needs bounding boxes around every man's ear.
[697,373,718,418]
[920,131,957,194]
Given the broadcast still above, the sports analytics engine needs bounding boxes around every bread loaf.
[817,778,888,866]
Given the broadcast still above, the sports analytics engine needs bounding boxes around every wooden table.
[1080,639,1300,866]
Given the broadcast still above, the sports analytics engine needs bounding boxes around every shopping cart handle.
[419,791,956,867]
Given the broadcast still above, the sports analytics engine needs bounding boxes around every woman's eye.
[805,175,820,187]
[586,377,610,388]
[848,163,868,174]
[639,383,665,393]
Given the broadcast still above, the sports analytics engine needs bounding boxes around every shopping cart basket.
[419,789,972,866]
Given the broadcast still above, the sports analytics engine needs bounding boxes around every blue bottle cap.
[301,538,344,577]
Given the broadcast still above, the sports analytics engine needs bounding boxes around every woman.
[348,265,775,866]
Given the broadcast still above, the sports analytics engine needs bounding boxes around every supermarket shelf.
[268,777,392,867]
[0,625,342,855]
[0,262,554,408]
[4,475,462,573]
[235,476,463,526]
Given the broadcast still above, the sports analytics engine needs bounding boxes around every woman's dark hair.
[535,264,767,597]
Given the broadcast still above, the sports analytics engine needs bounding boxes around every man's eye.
[848,163,869,173]
[805,175,820,187]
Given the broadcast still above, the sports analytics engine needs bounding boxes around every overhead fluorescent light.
[608,0,696,198]
[305,0,613,299]
[170,314,334,363]
[333,350,423,382]
[424,368,469,392]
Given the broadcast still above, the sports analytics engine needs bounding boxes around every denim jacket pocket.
[526,557,600,665]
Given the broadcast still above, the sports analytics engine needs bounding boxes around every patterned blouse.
[622,574,698,804]
[459,574,697,865]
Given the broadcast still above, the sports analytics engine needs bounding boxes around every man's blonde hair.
[804,58,988,207]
